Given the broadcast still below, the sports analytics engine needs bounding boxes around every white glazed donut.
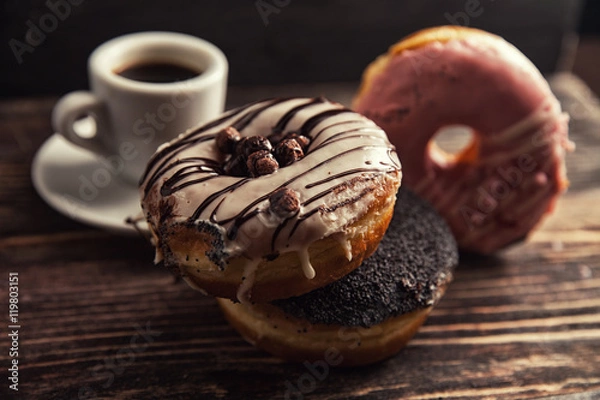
[140,97,401,302]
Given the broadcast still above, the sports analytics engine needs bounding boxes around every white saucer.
[31,134,149,235]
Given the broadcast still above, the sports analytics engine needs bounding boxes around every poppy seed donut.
[217,188,458,366]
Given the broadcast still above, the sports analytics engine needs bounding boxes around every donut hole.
[430,125,477,163]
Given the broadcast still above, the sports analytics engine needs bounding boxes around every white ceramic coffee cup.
[52,31,228,184]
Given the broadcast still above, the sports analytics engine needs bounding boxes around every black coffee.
[116,62,201,83]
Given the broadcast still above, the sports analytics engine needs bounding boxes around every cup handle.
[52,91,110,155]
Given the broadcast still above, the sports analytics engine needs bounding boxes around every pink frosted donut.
[353,26,574,254]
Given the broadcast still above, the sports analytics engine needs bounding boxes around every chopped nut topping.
[285,132,310,151]
[216,126,241,154]
[220,132,310,178]
[247,150,279,177]
[237,136,272,157]
[269,188,300,218]
[274,138,304,167]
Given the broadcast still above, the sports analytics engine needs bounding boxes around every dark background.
[0,0,598,98]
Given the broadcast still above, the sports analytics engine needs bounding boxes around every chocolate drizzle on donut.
[140,99,289,194]
[271,97,325,135]
[140,97,402,287]
[159,158,221,196]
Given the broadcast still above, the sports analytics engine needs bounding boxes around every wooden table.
[1,73,599,399]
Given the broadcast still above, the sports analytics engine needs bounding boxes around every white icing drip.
[298,248,316,279]
[182,276,208,296]
[336,235,353,261]
[236,259,260,304]
[153,248,163,264]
